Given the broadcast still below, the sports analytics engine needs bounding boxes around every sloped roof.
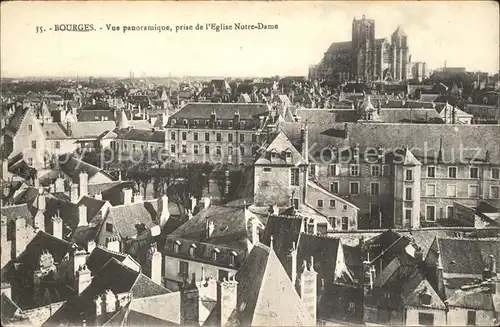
[4,107,30,135]
[204,243,312,326]
[281,122,500,164]
[1,203,34,227]
[436,238,500,275]
[78,109,115,122]
[116,128,166,143]
[255,131,307,166]
[392,25,407,37]
[86,246,129,273]
[325,41,352,54]
[261,215,303,267]
[403,278,447,310]
[129,120,153,130]
[102,200,159,240]
[379,108,444,124]
[43,121,115,139]
[446,281,499,311]
[170,103,270,120]
[59,155,114,183]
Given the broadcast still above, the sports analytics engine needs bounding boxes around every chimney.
[147,243,162,285]
[103,289,117,313]
[94,295,103,317]
[14,217,28,257]
[200,197,211,210]
[218,276,238,327]
[106,236,120,253]
[251,219,260,245]
[300,122,309,164]
[181,273,200,326]
[52,214,63,239]
[157,194,170,226]
[435,249,445,299]
[87,240,96,254]
[70,183,79,203]
[72,248,88,276]
[190,196,197,213]
[78,204,88,227]
[37,187,46,212]
[489,254,497,278]
[287,242,298,286]
[34,177,40,189]
[206,220,215,238]
[297,257,317,324]
[121,188,133,205]
[363,260,374,296]
[78,171,88,198]
[133,191,143,203]
[94,192,102,200]
[76,264,91,294]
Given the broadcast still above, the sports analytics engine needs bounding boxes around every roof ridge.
[300,231,341,241]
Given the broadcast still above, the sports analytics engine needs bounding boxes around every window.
[179,261,189,278]
[263,167,271,173]
[173,240,181,253]
[328,217,336,229]
[382,165,390,176]
[193,120,199,126]
[54,141,60,149]
[447,184,457,197]
[252,134,258,143]
[170,144,176,153]
[405,209,412,223]
[106,223,113,232]
[426,184,436,197]
[342,204,348,211]
[240,146,245,156]
[467,310,476,326]
[228,133,233,142]
[193,132,198,141]
[329,199,336,208]
[405,169,413,181]
[468,185,478,198]
[490,185,499,199]
[426,206,436,221]
[171,132,176,140]
[218,269,228,282]
[371,165,380,177]
[216,146,221,155]
[310,164,318,176]
[212,248,220,261]
[26,158,33,166]
[205,120,210,126]
[239,133,245,143]
[132,144,136,151]
[216,120,222,127]
[31,140,37,149]
[329,164,339,176]
[370,183,380,195]
[290,168,300,186]
[193,145,199,154]
[349,182,359,195]
[447,206,454,219]
[330,182,339,194]
[405,187,413,201]
[292,198,299,209]
[492,168,500,180]
[189,244,196,257]
[228,120,233,128]
[420,293,432,305]
[205,145,210,154]
[183,119,188,126]
[182,132,187,141]
[205,132,210,142]
[350,164,359,176]
[228,146,233,156]
[427,166,436,178]
[28,124,33,132]
[317,199,324,208]
[216,133,222,142]
[182,145,187,154]
[470,167,479,179]
[341,217,349,231]
[448,167,457,178]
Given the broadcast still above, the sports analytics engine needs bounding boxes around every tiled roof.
[379,108,444,124]
[255,131,306,166]
[43,121,115,139]
[446,281,499,311]
[131,274,171,298]
[170,103,270,120]
[78,110,115,122]
[116,128,166,143]
[281,122,500,164]
[403,278,447,310]
[1,203,34,227]
[86,246,128,274]
[204,243,312,326]
[102,200,159,239]
[129,120,153,130]
[59,155,114,183]
[261,215,303,266]
[436,238,500,275]
[325,41,352,53]
[4,107,30,135]
[87,181,135,205]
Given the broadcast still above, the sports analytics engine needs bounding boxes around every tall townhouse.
[164,103,274,165]
[280,100,500,229]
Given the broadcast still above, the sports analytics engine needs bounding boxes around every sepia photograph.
[0,1,499,326]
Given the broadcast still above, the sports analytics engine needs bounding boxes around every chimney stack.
[147,243,162,285]
[76,264,91,294]
[218,276,238,327]
[181,273,200,326]
[251,219,260,245]
[70,183,79,203]
[301,122,309,164]
[94,192,102,200]
[87,240,96,254]
[52,214,63,240]
[287,241,298,286]
[158,194,170,226]
[133,191,143,203]
[15,217,28,257]
[106,236,120,253]
[78,204,88,227]
[297,257,317,325]
[190,196,197,213]
[121,188,133,205]
[103,289,117,313]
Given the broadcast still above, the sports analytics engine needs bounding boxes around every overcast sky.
[1,1,498,78]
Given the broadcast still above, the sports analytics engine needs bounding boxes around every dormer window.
[212,248,220,261]
[285,150,292,159]
[189,244,196,257]
[230,251,237,266]
[420,289,432,305]
[216,121,222,127]
[171,119,176,126]
[205,120,210,126]
[193,120,199,126]
[183,119,188,126]
[173,240,181,253]
[228,120,233,128]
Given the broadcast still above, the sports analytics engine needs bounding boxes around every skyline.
[1,1,499,78]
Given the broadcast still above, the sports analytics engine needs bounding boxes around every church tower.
[391,26,409,81]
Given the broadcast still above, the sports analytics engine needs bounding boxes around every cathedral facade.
[311,15,412,82]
